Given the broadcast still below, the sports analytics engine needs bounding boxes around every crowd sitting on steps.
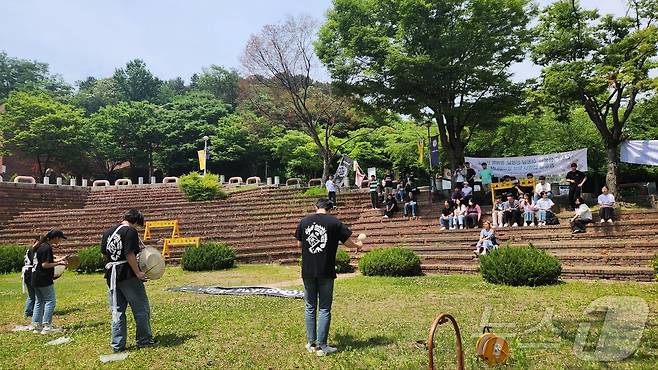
[366,163,616,237]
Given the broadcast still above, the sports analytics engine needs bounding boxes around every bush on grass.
[179,172,227,202]
[0,244,26,274]
[335,248,353,273]
[77,245,105,273]
[358,247,421,277]
[181,243,236,271]
[479,244,562,286]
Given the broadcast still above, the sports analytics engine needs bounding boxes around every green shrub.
[0,244,26,274]
[179,172,227,202]
[479,244,562,286]
[358,247,421,277]
[181,242,236,272]
[76,245,105,273]
[335,248,353,273]
[302,187,327,197]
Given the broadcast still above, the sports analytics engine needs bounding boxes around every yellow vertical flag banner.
[197,150,206,171]
[417,139,424,163]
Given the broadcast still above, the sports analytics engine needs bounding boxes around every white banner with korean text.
[465,149,588,177]
[621,140,658,166]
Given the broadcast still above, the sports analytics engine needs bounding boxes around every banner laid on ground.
[168,286,304,299]
[621,140,658,166]
[465,149,588,177]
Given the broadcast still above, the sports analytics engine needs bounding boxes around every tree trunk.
[604,144,620,198]
[322,151,331,183]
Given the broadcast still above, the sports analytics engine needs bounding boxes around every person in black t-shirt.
[566,163,587,210]
[30,230,68,334]
[295,198,362,356]
[101,209,154,353]
[464,162,477,188]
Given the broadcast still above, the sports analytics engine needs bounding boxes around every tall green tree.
[0,91,88,178]
[316,0,534,182]
[155,91,229,175]
[89,101,160,177]
[531,0,658,195]
[0,52,71,101]
[72,77,121,114]
[112,59,162,102]
[191,65,240,108]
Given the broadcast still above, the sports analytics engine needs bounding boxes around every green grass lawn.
[0,265,656,369]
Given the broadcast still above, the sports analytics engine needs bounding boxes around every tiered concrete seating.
[0,184,656,281]
[0,182,88,227]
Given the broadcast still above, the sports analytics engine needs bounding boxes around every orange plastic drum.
[476,333,510,365]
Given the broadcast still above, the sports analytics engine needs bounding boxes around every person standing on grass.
[325,175,337,205]
[101,209,155,353]
[368,175,379,209]
[295,198,363,356]
[566,163,587,210]
[598,186,616,223]
[30,230,69,334]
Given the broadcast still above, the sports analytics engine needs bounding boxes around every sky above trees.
[0,0,627,84]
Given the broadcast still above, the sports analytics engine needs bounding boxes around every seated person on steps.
[491,196,505,228]
[571,197,593,234]
[597,186,615,223]
[461,181,473,203]
[452,198,467,230]
[451,186,464,202]
[521,193,536,226]
[533,175,552,203]
[383,193,398,219]
[534,191,555,226]
[403,191,419,220]
[464,199,481,228]
[474,221,498,256]
[502,193,521,227]
[439,200,453,231]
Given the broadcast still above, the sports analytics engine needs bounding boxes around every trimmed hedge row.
[179,172,227,202]
[358,247,421,277]
[181,242,236,271]
[479,244,562,286]
[0,245,26,274]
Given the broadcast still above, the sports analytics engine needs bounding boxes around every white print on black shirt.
[305,222,328,254]
[107,232,123,261]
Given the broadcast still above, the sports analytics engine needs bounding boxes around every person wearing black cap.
[101,209,154,353]
[295,198,362,356]
[29,229,69,334]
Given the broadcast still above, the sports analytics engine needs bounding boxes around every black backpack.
[546,211,560,225]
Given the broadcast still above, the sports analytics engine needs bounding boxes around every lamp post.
[202,135,209,176]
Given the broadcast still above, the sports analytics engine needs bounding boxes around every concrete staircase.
[0,184,656,281]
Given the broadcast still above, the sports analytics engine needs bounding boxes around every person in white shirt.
[534,192,555,226]
[533,175,552,203]
[571,197,592,234]
[491,196,505,228]
[325,176,337,205]
[454,166,465,183]
[461,182,473,203]
[452,198,467,230]
[597,186,615,223]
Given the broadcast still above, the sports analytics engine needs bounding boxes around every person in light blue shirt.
[474,221,497,255]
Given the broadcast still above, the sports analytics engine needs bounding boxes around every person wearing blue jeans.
[101,209,155,353]
[30,230,69,334]
[296,198,362,356]
[22,242,38,320]
[109,277,153,350]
